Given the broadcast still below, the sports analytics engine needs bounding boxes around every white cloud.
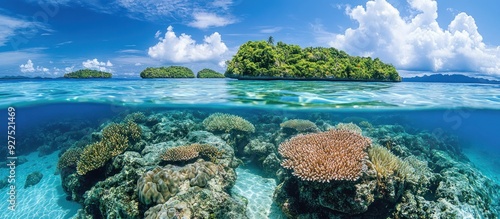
[259,27,283,34]
[56,41,73,46]
[212,0,233,10]
[218,60,227,68]
[135,62,142,66]
[20,60,35,73]
[0,14,32,46]
[154,31,162,38]
[188,12,236,29]
[322,0,500,76]
[19,59,49,73]
[116,0,191,20]
[148,26,228,63]
[65,66,75,72]
[82,58,113,72]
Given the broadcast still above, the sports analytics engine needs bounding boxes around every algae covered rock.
[24,171,43,188]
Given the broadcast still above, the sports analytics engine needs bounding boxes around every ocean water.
[0,78,499,218]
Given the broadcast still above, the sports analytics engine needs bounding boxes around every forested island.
[140,66,195,78]
[197,68,225,78]
[63,69,112,78]
[225,38,401,82]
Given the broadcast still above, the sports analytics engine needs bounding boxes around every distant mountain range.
[403,74,500,84]
[0,76,58,79]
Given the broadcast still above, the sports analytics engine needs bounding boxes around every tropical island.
[197,68,225,78]
[63,69,112,78]
[140,66,195,78]
[225,38,401,82]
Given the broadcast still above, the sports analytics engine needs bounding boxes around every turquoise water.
[0,79,499,218]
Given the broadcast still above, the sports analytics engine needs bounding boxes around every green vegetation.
[225,39,401,81]
[197,68,225,78]
[140,66,195,78]
[64,69,112,78]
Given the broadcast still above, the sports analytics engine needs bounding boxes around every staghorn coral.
[280,119,319,132]
[203,113,255,133]
[335,122,363,134]
[76,121,142,175]
[57,147,83,170]
[278,129,372,182]
[160,143,222,162]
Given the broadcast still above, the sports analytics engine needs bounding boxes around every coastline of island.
[224,38,401,82]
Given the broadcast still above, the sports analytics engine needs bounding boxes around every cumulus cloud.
[82,58,113,72]
[188,12,236,29]
[148,26,228,63]
[323,0,500,75]
[19,59,48,73]
[19,60,35,73]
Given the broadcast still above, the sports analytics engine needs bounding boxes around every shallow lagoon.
[0,79,499,218]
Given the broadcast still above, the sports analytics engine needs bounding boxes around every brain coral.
[203,113,255,133]
[137,160,225,206]
[278,129,372,182]
[280,119,319,132]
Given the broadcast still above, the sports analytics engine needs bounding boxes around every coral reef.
[24,171,43,188]
[54,110,498,219]
[57,147,82,170]
[160,143,222,162]
[335,122,363,134]
[203,113,255,133]
[368,145,412,179]
[280,119,319,133]
[75,152,146,218]
[137,160,246,218]
[278,129,372,182]
[76,121,141,175]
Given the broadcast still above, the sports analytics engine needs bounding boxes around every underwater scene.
[0,79,499,219]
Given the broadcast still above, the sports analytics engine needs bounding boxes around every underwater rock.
[76,152,146,218]
[24,171,43,188]
[262,152,281,177]
[243,139,274,156]
[0,177,8,189]
[38,144,54,156]
[148,112,200,143]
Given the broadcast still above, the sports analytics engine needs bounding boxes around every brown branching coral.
[161,143,222,162]
[278,129,372,182]
[57,147,83,170]
[76,121,142,175]
[280,119,319,132]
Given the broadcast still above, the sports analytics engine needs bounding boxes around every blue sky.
[0,0,499,78]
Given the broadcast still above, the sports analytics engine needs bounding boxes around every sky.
[0,0,499,79]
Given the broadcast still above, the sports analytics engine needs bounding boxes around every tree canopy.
[64,69,112,78]
[197,68,225,78]
[140,66,195,78]
[225,40,401,82]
